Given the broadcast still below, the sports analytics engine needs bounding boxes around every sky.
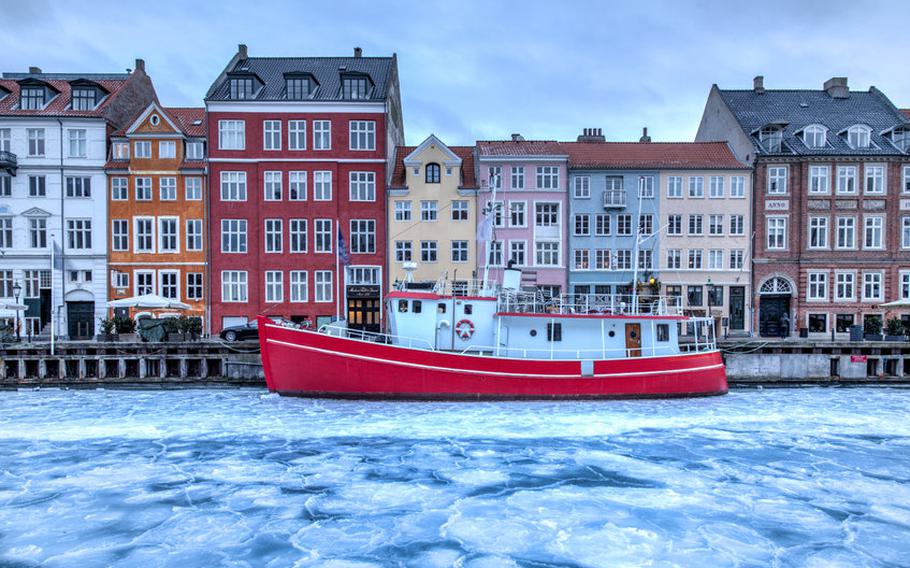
[3,0,910,146]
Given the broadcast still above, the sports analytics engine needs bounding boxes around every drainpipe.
[57,119,66,338]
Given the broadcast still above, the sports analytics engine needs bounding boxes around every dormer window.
[426,163,441,184]
[847,125,871,149]
[286,77,311,100]
[71,87,97,110]
[112,142,130,160]
[230,78,255,100]
[891,127,910,152]
[342,76,370,100]
[802,125,827,148]
[20,87,46,110]
[759,126,784,153]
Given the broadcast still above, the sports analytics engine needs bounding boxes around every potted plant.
[863,315,883,341]
[884,317,906,341]
[98,318,116,342]
[175,315,190,341]
[163,317,180,341]
[187,316,203,340]
[114,315,138,342]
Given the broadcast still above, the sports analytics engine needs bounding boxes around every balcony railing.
[0,150,17,175]
[603,190,626,208]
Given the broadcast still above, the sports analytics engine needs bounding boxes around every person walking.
[779,312,790,339]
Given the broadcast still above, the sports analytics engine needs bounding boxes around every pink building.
[475,138,569,295]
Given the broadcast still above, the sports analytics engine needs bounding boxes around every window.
[264,171,282,201]
[135,271,155,296]
[808,216,828,249]
[65,177,91,198]
[487,241,504,266]
[186,219,203,251]
[574,249,590,270]
[265,271,283,303]
[0,129,8,153]
[263,120,281,150]
[158,217,179,253]
[350,219,375,253]
[768,166,788,194]
[617,214,633,236]
[134,140,151,158]
[767,217,787,250]
[687,285,704,306]
[863,272,883,301]
[536,166,559,189]
[639,214,653,236]
[69,87,96,110]
[66,219,92,249]
[159,141,176,159]
[864,165,885,194]
[159,177,177,201]
[314,171,332,200]
[708,285,724,307]
[451,200,469,221]
[836,217,856,249]
[289,219,307,253]
[547,322,562,342]
[421,200,438,222]
[29,218,46,248]
[729,215,745,236]
[509,202,526,227]
[25,175,44,197]
[186,273,203,301]
[349,121,376,150]
[186,141,204,160]
[667,175,682,198]
[487,166,502,189]
[265,219,283,253]
[289,171,306,201]
[903,217,910,249]
[809,165,830,194]
[729,250,744,270]
[112,271,129,290]
[863,216,884,249]
[67,129,86,157]
[286,77,311,100]
[221,219,247,253]
[606,176,624,191]
[708,249,723,270]
[687,249,703,269]
[536,203,559,226]
[709,176,724,198]
[807,314,827,333]
[847,125,871,149]
[112,219,129,251]
[656,324,670,342]
[21,87,46,110]
[313,120,331,150]
[835,272,855,301]
[902,272,910,301]
[614,250,631,270]
[837,166,857,194]
[134,217,154,252]
[135,177,152,201]
[535,241,560,266]
[638,249,653,270]
[803,125,827,148]
[315,219,332,253]
[349,171,376,201]
[639,176,655,198]
[220,171,247,201]
[666,249,681,269]
[288,120,306,150]
[808,272,828,301]
[511,166,525,189]
[760,126,783,152]
[218,120,245,150]
[230,78,255,99]
[184,177,202,201]
[688,176,704,198]
[342,76,369,99]
[27,128,45,156]
[314,271,333,303]
[667,214,682,236]
[708,214,724,236]
[289,271,308,302]
[394,201,412,222]
[510,241,526,266]
[595,214,610,236]
[222,271,248,302]
[574,214,590,236]
[395,241,412,262]
[425,163,441,184]
[421,240,438,262]
[451,240,469,262]
[0,218,10,248]
[0,175,8,197]
[159,271,179,300]
[688,214,703,236]
[730,176,745,198]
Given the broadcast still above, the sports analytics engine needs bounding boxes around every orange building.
[105,102,208,329]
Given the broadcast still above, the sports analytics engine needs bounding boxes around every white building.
[0,62,154,339]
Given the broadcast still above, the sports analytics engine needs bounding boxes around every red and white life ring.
[454,319,475,340]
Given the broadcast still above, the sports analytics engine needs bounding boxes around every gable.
[126,102,181,136]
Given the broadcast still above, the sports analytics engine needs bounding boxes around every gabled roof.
[206,56,395,102]
[716,86,909,156]
[390,143,476,189]
[560,142,747,170]
[0,72,131,118]
[113,103,206,138]
[476,140,567,158]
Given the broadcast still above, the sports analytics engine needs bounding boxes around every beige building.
[387,135,478,289]
[658,167,753,336]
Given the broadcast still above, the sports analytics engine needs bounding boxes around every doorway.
[347,295,380,333]
[759,295,790,337]
[67,301,95,339]
[625,323,642,357]
[729,286,745,331]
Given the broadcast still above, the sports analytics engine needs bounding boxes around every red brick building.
[204,45,404,333]
[697,77,910,337]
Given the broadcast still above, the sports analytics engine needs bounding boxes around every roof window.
[846,125,871,149]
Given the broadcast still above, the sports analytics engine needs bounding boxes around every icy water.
[1,389,909,567]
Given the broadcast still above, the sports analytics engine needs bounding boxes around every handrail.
[315,323,434,351]
[460,341,716,360]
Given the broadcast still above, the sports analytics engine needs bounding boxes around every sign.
[346,285,380,299]
[850,355,867,363]
[765,200,789,211]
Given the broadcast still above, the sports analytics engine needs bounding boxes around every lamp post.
[13,281,22,342]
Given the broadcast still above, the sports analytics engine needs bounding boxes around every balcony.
[0,150,17,176]
[603,190,626,208]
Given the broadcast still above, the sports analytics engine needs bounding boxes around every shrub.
[864,315,883,335]
[885,317,905,336]
[100,318,115,335]
[113,316,136,334]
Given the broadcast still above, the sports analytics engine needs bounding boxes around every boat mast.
[630,176,645,313]
[481,173,500,293]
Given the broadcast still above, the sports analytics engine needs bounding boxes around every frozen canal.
[1,388,909,567]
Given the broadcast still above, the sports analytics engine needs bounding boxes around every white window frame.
[220,171,247,201]
[667,175,682,198]
[864,164,886,195]
[708,176,724,198]
[264,171,282,201]
[159,177,177,201]
[159,140,176,159]
[836,216,857,250]
[313,120,331,150]
[221,271,248,303]
[186,219,203,251]
[835,271,856,302]
[263,120,282,151]
[862,271,883,302]
[808,216,829,249]
[730,176,746,198]
[157,216,180,254]
[289,171,307,201]
[863,215,884,250]
[264,218,283,253]
[573,176,590,198]
[134,216,155,253]
[314,171,332,201]
[289,219,308,253]
[218,120,245,150]
[290,271,309,302]
[767,166,788,195]
[688,176,704,198]
[289,120,306,150]
[836,166,857,195]
[807,271,828,302]
[766,216,787,250]
[185,177,202,201]
[314,271,333,303]
[808,165,830,195]
[265,270,284,303]
[349,120,376,151]
[349,171,376,202]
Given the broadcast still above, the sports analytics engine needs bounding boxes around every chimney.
[28,66,41,74]
[639,127,652,143]
[577,127,606,143]
[238,44,248,59]
[824,77,849,99]
[134,59,145,73]
[511,133,525,142]
[354,47,363,58]
[753,75,764,94]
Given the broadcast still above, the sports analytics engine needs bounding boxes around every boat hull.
[258,319,728,400]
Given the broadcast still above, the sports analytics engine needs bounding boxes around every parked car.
[220,320,259,342]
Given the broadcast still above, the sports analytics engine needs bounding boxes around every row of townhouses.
[0,46,908,341]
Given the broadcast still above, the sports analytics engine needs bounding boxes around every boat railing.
[497,293,684,316]
[459,339,715,360]
[432,278,490,297]
[317,324,435,351]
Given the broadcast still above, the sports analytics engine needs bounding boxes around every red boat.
[258,269,727,400]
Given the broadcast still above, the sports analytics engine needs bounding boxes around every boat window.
[398,300,408,313]
[413,300,422,314]
[547,322,562,342]
[464,304,473,315]
[437,303,446,313]
[608,330,615,337]
[657,323,670,342]
[529,329,537,337]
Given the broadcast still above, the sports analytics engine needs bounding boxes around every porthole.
[608,330,615,337]
[150,114,160,126]
[529,329,537,337]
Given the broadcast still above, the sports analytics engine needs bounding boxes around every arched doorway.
[758,277,793,337]
[65,289,96,340]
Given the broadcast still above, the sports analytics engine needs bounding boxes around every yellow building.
[387,136,478,290]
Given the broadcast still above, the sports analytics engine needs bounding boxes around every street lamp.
[12,281,22,342]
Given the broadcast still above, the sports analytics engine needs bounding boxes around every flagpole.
[50,234,55,355]
[335,218,341,322]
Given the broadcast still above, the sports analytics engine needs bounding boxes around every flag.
[52,240,63,270]
[337,227,350,266]
[476,209,494,243]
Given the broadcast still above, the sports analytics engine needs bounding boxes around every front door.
[67,301,95,340]
[729,286,745,331]
[759,295,790,337]
[625,323,642,357]
[347,298,380,333]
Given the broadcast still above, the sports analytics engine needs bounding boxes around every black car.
[220,320,259,342]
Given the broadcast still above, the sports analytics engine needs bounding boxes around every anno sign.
[765,200,789,211]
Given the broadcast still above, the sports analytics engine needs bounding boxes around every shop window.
[808,313,827,333]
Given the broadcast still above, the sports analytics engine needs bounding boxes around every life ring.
[454,319,475,340]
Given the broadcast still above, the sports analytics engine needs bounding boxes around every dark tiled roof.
[0,73,130,118]
[717,88,908,156]
[476,140,567,157]
[560,142,747,170]
[390,145,477,189]
[206,57,395,102]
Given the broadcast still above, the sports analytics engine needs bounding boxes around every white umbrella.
[1,303,27,311]
[881,299,910,308]
[109,293,191,310]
